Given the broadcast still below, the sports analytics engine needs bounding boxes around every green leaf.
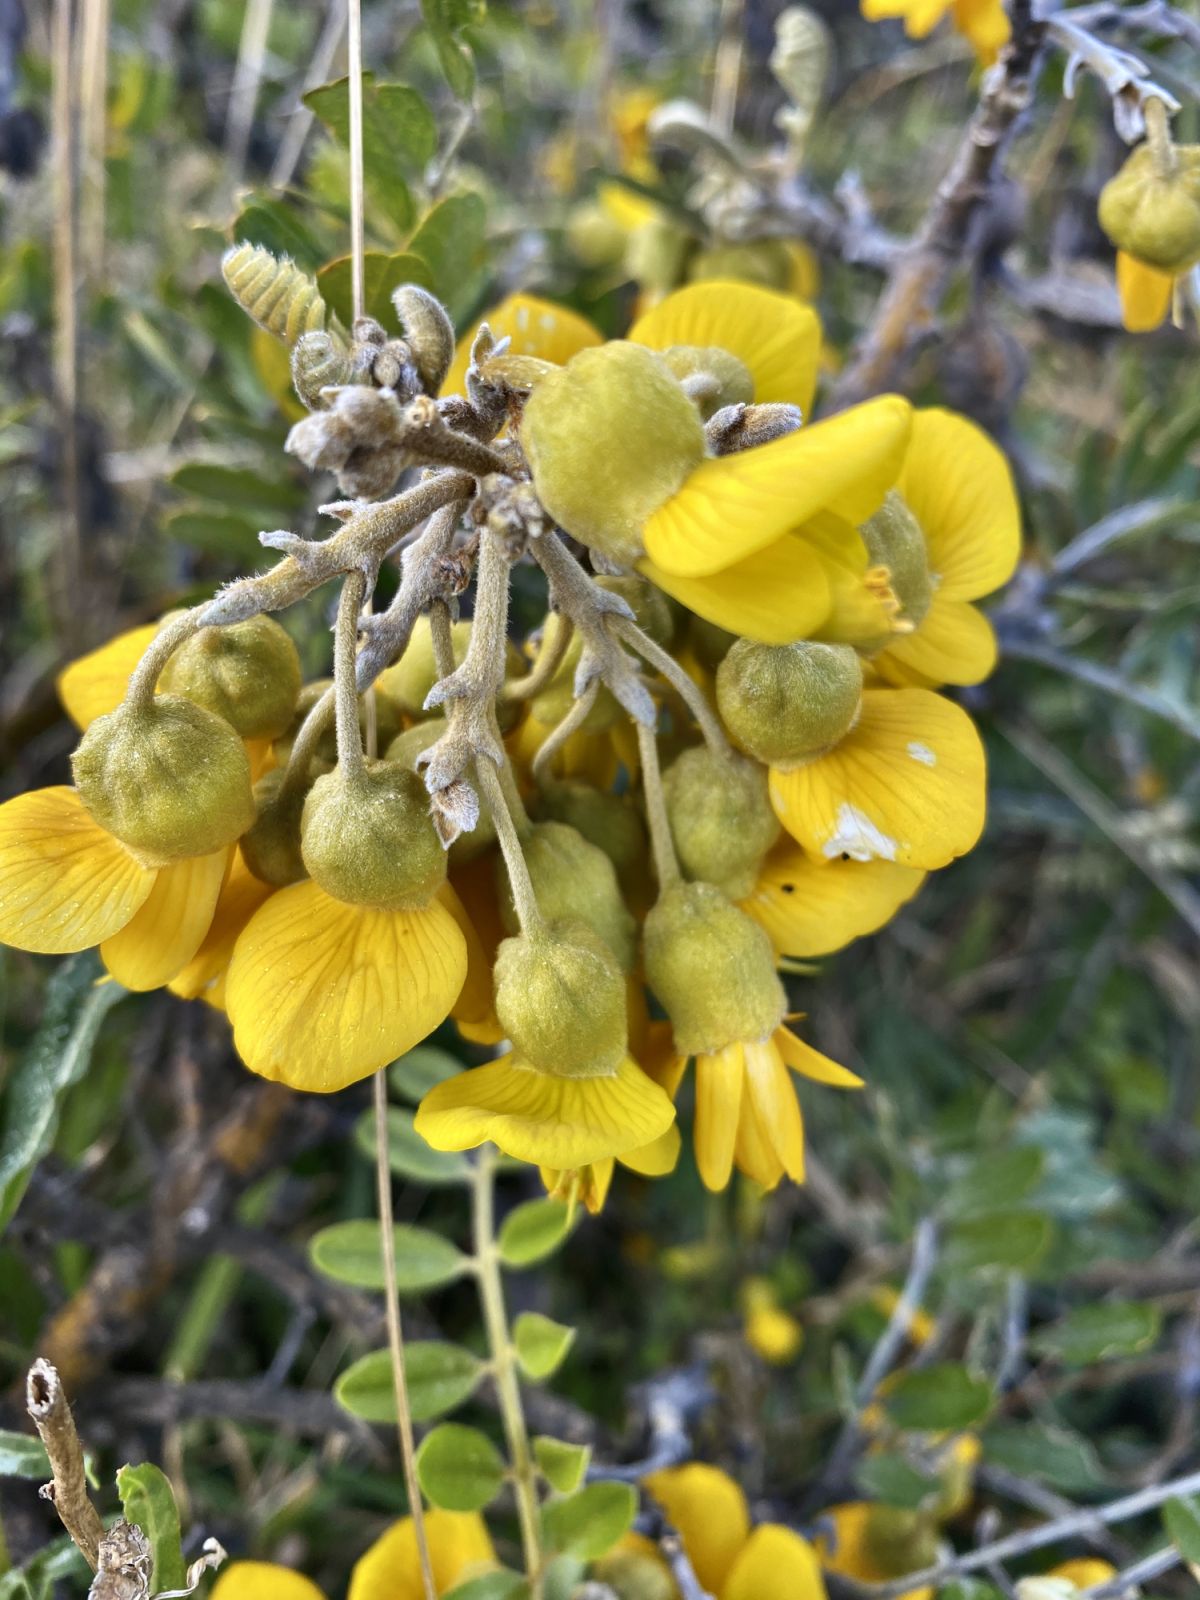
[309,1220,469,1291]
[442,1574,527,1600]
[420,0,485,99]
[513,1313,576,1380]
[335,1342,483,1423]
[0,1431,50,1479]
[304,76,436,228]
[541,1482,635,1562]
[416,1424,506,1511]
[162,509,264,558]
[115,1462,186,1592]
[1164,1498,1200,1566]
[169,462,305,518]
[497,1200,572,1267]
[1032,1301,1161,1367]
[882,1365,995,1433]
[407,194,488,324]
[533,1437,590,1495]
[942,1147,1044,1221]
[943,1212,1053,1274]
[317,251,433,329]
[354,1107,470,1185]
[980,1422,1106,1493]
[390,1046,463,1102]
[0,956,124,1234]
[230,198,326,272]
[855,1452,937,1510]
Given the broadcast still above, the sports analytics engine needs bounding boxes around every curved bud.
[392,284,456,396]
[498,820,637,972]
[663,747,780,899]
[159,616,302,741]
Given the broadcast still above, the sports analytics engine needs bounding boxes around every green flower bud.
[530,615,621,733]
[595,574,678,649]
[624,216,690,293]
[644,881,784,1056]
[494,920,627,1077]
[158,617,302,741]
[301,761,445,909]
[498,820,637,972]
[861,490,933,637]
[72,695,254,865]
[565,200,628,268]
[688,240,795,291]
[521,342,706,566]
[537,779,648,894]
[1099,140,1200,272]
[663,747,780,899]
[592,1548,677,1600]
[862,1508,940,1579]
[660,345,755,418]
[716,639,863,766]
[241,767,309,887]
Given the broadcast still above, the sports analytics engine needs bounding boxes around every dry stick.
[346,0,366,323]
[77,0,109,280]
[51,0,84,642]
[26,1359,106,1571]
[269,0,345,189]
[710,0,744,136]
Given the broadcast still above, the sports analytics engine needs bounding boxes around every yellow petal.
[618,1121,682,1177]
[56,623,160,731]
[414,1053,676,1167]
[897,408,1020,601]
[644,1463,751,1596]
[629,280,822,413]
[694,1042,745,1192]
[437,881,496,1028]
[211,1563,325,1600]
[441,294,604,398]
[226,882,467,1092]
[1049,1562,1119,1591]
[724,1524,828,1600]
[860,0,949,35]
[644,395,912,578]
[349,1511,496,1600]
[735,1086,786,1190]
[101,847,230,992]
[873,595,997,688]
[815,1503,932,1600]
[0,787,155,954]
[743,1038,805,1183]
[768,688,986,870]
[953,0,1010,62]
[800,513,896,649]
[169,849,274,1008]
[640,533,831,645]
[742,844,926,958]
[776,1025,864,1088]
[1116,251,1174,332]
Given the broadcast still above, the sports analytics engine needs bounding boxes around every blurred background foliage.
[2,0,1200,1594]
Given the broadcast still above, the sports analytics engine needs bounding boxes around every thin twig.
[1078,1544,1181,1599]
[223,0,275,183]
[26,1359,106,1571]
[530,679,599,788]
[637,720,682,890]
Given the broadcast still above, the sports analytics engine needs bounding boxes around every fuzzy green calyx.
[861,491,933,638]
[660,345,755,418]
[538,780,648,894]
[300,761,445,909]
[241,768,309,887]
[498,820,637,972]
[716,639,863,767]
[644,881,784,1057]
[1099,141,1200,271]
[494,920,627,1078]
[663,747,780,899]
[72,695,254,865]
[158,616,302,741]
[521,342,706,566]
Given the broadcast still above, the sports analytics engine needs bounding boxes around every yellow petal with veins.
[226,882,467,1092]
[102,846,230,991]
[693,1041,745,1191]
[742,1037,805,1182]
[169,850,274,1009]
[872,594,997,688]
[0,787,155,954]
[619,1121,681,1176]
[742,845,925,957]
[640,532,831,645]
[57,624,160,731]
[776,1025,864,1088]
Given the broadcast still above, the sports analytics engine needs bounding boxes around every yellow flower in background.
[814,1502,935,1600]
[1099,131,1200,331]
[860,0,1010,65]
[647,1463,828,1600]
[211,1563,325,1600]
[743,843,926,959]
[440,292,603,400]
[1046,1560,1118,1591]
[57,622,161,731]
[743,1278,804,1364]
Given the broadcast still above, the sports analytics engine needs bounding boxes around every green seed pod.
[521,342,706,566]
[1099,140,1200,271]
[538,779,648,895]
[301,761,446,910]
[861,490,933,637]
[494,919,627,1077]
[659,345,755,418]
[592,1547,677,1600]
[384,721,498,865]
[529,616,621,733]
[595,574,678,649]
[72,695,255,865]
[158,617,302,741]
[663,747,780,899]
[716,639,863,767]
[241,768,310,887]
[498,820,637,972]
[644,880,785,1056]
[392,284,456,396]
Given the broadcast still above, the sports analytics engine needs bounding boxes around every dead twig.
[25,1358,105,1571]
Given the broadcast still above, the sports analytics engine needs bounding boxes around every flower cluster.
[0,266,1019,1207]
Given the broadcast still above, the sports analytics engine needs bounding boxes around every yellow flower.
[814,1502,934,1600]
[743,1278,804,1364]
[1099,134,1200,330]
[210,1564,325,1600]
[867,408,1021,689]
[168,847,274,1011]
[58,622,161,731]
[860,0,1010,66]
[743,842,926,959]
[1046,1560,1118,1591]
[646,1463,827,1600]
[0,786,230,991]
[1114,250,1177,331]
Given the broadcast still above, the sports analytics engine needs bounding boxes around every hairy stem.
[637,720,682,889]
[612,616,730,757]
[125,609,203,707]
[531,680,599,789]
[503,616,574,703]
[334,572,369,778]
[476,757,543,932]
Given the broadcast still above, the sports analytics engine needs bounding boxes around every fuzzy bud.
[591,1548,677,1600]
[392,285,456,396]
[861,491,932,637]
[538,780,648,895]
[1099,140,1200,272]
[716,639,863,766]
[158,616,302,741]
[689,240,797,292]
[494,920,628,1077]
[241,768,310,887]
[644,881,784,1056]
[860,1508,940,1579]
[72,695,254,865]
[659,344,755,419]
[498,820,637,972]
[521,342,706,566]
[662,747,780,898]
[301,761,445,909]
[286,386,410,499]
